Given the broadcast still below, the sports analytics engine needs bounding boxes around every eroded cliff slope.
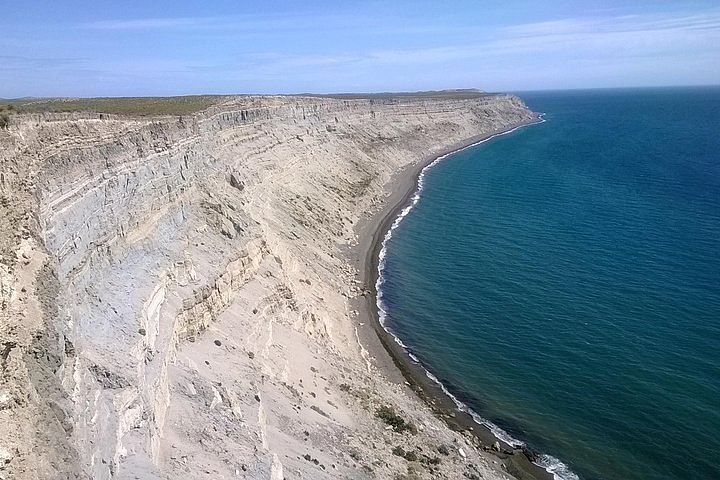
[0,94,534,479]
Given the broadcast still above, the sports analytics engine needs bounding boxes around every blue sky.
[2,1,719,97]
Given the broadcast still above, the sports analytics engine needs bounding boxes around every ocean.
[376,87,720,480]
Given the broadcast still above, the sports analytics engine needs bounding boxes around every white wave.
[374,115,580,480]
[423,369,523,448]
[538,454,581,480]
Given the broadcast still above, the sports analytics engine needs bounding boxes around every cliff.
[0,94,535,479]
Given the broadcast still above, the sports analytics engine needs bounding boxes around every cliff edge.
[0,93,535,479]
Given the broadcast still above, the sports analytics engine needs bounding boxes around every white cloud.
[82,17,215,30]
[328,8,720,73]
[7,6,720,95]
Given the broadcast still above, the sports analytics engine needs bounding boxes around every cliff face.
[0,95,534,479]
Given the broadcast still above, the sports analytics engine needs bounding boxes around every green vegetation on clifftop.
[3,95,229,116]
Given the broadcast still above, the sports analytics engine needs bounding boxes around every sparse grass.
[0,89,491,117]
[3,95,229,116]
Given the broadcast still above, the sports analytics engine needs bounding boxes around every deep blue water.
[378,87,720,480]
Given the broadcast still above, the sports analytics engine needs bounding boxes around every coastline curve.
[366,114,581,480]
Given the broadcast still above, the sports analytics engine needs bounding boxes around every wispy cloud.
[83,16,219,30]
[0,54,86,72]
[80,13,366,33]
[4,5,720,96]
[502,9,720,37]
[75,8,720,80]
[360,9,720,65]
[78,11,459,39]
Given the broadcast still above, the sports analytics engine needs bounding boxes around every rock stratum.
[0,94,535,479]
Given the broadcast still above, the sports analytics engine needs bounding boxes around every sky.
[1,1,719,97]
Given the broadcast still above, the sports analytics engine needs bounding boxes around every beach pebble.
[0,391,12,410]
[458,447,466,458]
[210,386,222,410]
[185,383,197,396]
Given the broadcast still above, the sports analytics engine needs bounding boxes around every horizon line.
[3,83,720,101]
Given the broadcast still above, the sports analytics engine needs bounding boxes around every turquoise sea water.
[378,87,720,480]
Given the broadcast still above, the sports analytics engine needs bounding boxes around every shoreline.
[350,115,555,480]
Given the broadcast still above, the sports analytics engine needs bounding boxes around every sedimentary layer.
[0,93,534,479]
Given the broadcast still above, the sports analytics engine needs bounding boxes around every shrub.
[392,446,419,462]
[376,405,417,434]
[404,451,418,462]
[0,104,14,129]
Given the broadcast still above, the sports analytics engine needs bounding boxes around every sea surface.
[377,87,720,480]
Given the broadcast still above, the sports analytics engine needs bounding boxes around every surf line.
[373,113,578,480]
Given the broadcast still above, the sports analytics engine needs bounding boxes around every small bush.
[404,451,418,462]
[0,104,14,129]
[376,405,417,434]
[392,446,419,462]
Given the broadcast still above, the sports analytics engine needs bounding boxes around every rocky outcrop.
[0,94,534,479]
